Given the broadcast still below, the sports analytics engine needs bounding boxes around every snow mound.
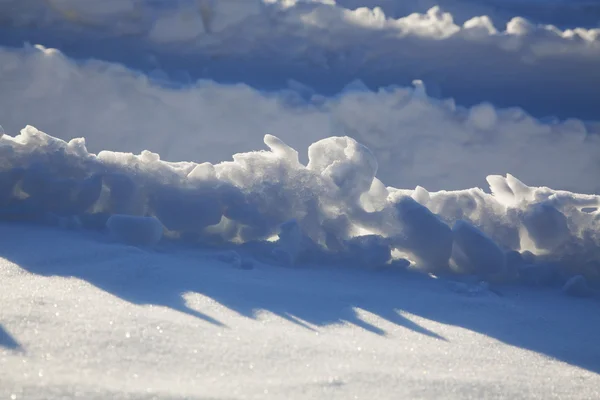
[451,220,506,276]
[2,126,600,282]
[1,45,600,193]
[1,2,599,120]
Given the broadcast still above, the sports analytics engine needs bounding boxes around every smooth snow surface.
[2,224,600,399]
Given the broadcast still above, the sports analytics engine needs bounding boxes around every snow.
[1,2,599,120]
[1,44,600,193]
[2,126,600,282]
[1,0,600,398]
[106,215,164,247]
[450,220,506,276]
[2,223,600,399]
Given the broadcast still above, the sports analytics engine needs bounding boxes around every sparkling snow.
[1,0,600,398]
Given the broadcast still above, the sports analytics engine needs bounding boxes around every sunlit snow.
[1,1,600,399]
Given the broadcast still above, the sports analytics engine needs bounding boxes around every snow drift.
[2,126,600,283]
[1,44,600,194]
[1,2,599,119]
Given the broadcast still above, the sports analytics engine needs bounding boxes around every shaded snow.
[0,2,599,119]
[2,126,600,281]
[1,1,600,398]
[1,45,600,193]
[1,223,600,399]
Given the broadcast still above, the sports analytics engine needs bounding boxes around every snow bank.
[4,1,599,40]
[1,2,599,119]
[335,0,600,28]
[1,44,600,194]
[2,126,600,283]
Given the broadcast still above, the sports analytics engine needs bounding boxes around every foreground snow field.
[2,224,600,399]
[1,0,600,398]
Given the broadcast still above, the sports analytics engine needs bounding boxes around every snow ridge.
[2,126,600,283]
[1,44,600,194]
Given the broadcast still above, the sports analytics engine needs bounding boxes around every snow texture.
[1,1,600,398]
[0,44,599,194]
[2,126,600,284]
[2,222,600,399]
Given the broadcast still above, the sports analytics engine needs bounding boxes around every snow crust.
[2,126,600,283]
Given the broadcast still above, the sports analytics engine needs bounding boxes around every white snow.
[1,0,600,398]
[2,223,600,399]
[1,44,600,192]
[2,126,600,279]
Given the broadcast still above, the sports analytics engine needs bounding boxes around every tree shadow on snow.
[2,223,600,374]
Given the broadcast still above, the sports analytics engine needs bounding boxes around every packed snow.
[2,126,600,283]
[1,45,600,193]
[0,1,599,119]
[1,0,600,399]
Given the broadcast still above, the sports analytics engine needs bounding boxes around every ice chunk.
[487,175,516,206]
[151,186,223,234]
[106,215,164,247]
[72,174,103,214]
[344,235,391,268]
[487,174,534,206]
[264,134,299,165]
[412,186,430,206]
[522,203,570,251]
[307,136,377,200]
[393,196,453,271]
[272,219,304,267]
[103,173,141,215]
[451,220,506,276]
